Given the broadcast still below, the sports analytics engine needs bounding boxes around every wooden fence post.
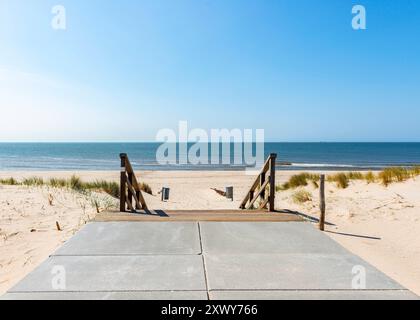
[248,190,254,209]
[260,172,266,204]
[135,190,141,210]
[120,153,127,212]
[319,174,326,231]
[127,172,133,210]
[269,153,277,212]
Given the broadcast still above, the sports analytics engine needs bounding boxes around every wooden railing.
[119,153,148,212]
[239,153,277,212]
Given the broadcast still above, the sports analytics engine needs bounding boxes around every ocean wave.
[289,163,358,168]
[279,163,397,170]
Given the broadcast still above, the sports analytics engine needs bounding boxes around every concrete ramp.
[2,222,418,300]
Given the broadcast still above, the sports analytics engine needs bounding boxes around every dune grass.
[48,178,67,188]
[292,190,312,204]
[22,177,44,186]
[278,166,420,191]
[0,177,18,185]
[364,171,376,184]
[84,180,120,198]
[412,166,420,176]
[277,173,319,191]
[327,173,349,189]
[139,182,153,195]
[0,175,154,199]
[378,167,414,186]
[0,175,120,198]
[68,175,84,191]
[346,172,364,180]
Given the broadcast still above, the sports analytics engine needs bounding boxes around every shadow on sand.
[278,209,381,240]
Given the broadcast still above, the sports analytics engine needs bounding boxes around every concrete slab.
[204,253,404,291]
[2,291,208,300]
[209,290,419,300]
[5,220,416,300]
[10,255,206,292]
[53,222,201,256]
[200,222,348,254]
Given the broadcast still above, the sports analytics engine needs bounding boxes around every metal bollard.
[225,186,233,201]
[161,187,170,201]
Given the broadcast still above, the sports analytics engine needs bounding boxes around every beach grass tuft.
[0,177,18,185]
[278,173,319,190]
[69,175,83,191]
[22,177,44,186]
[346,172,364,180]
[292,190,312,204]
[328,173,349,189]
[86,180,120,198]
[378,167,411,186]
[48,178,67,188]
[411,165,420,176]
[364,171,376,184]
[140,182,153,195]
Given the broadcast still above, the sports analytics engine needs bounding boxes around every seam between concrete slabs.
[8,290,209,293]
[9,289,410,293]
[51,254,203,257]
[206,289,412,292]
[198,222,210,300]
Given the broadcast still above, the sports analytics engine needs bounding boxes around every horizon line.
[1,141,420,144]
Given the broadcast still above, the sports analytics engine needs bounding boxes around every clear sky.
[0,0,419,142]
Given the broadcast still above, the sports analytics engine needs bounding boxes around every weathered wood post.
[269,153,277,212]
[119,153,127,212]
[319,174,326,231]
[135,190,141,210]
[247,190,254,209]
[260,171,266,203]
[127,171,133,210]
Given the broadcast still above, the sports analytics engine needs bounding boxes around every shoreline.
[0,165,416,172]
[2,142,420,172]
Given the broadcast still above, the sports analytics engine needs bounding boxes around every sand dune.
[0,183,117,295]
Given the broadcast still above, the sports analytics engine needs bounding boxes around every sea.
[1,143,420,171]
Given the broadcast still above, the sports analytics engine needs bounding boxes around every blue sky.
[0,0,419,142]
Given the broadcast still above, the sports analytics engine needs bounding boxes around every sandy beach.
[1,170,420,296]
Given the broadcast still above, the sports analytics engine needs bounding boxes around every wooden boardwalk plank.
[95,210,303,222]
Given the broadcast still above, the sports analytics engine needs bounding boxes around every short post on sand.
[319,174,326,231]
[120,153,127,212]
